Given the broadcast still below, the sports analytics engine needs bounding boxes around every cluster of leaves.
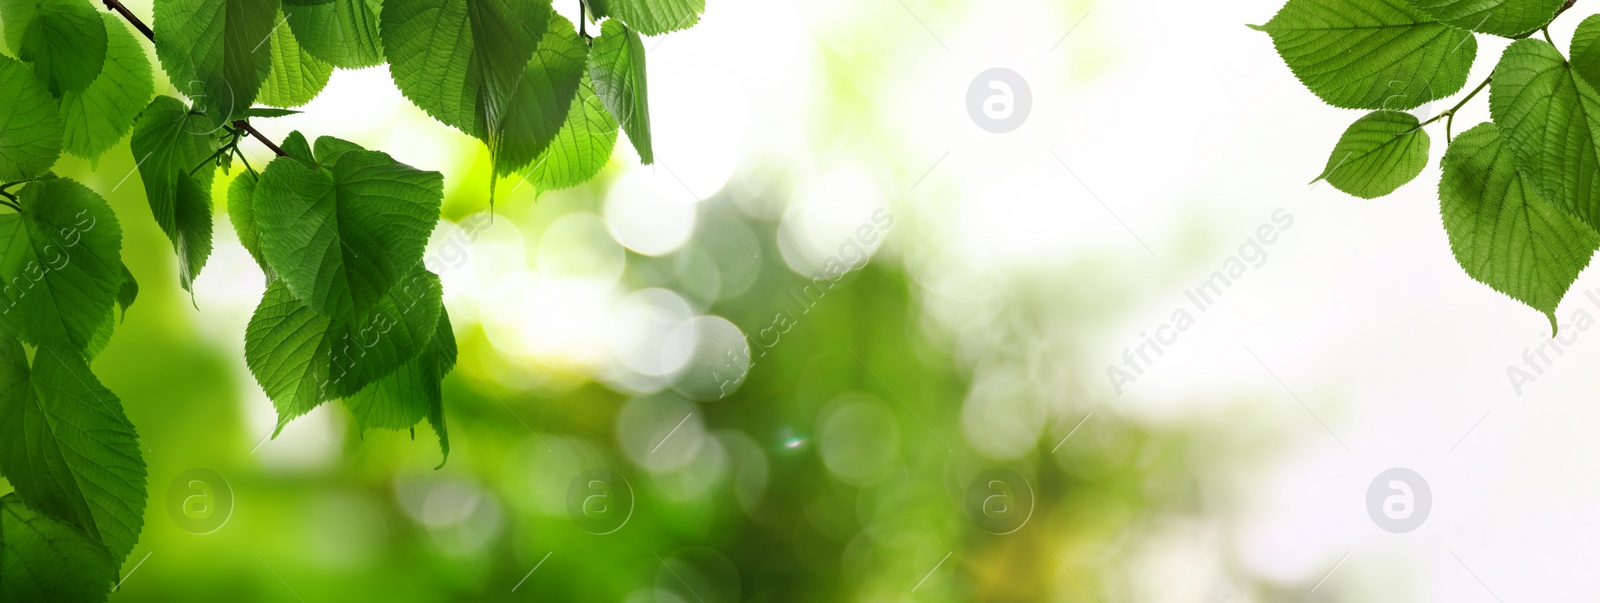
[0,0,702,599]
[1254,0,1600,332]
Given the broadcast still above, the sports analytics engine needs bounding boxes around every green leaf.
[152,0,279,125]
[129,96,219,292]
[425,365,448,467]
[587,0,703,35]
[0,177,123,352]
[380,0,551,137]
[258,12,333,108]
[589,19,652,163]
[343,306,454,433]
[81,304,115,359]
[0,339,147,564]
[1570,14,1600,90]
[116,262,137,320]
[1316,111,1431,199]
[245,107,303,118]
[1440,122,1600,332]
[227,170,275,280]
[57,14,153,161]
[245,267,443,431]
[1489,38,1600,232]
[1403,0,1565,37]
[0,0,107,95]
[278,130,316,165]
[285,0,384,68]
[0,56,63,182]
[243,279,333,427]
[493,14,586,177]
[1253,0,1477,110]
[326,268,444,398]
[311,135,363,167]
[253,139,442,316]
[0,493,117,603]
[523,75,617,191]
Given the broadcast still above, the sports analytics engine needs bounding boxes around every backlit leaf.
[1317,111,1431,199]
[0,0,107,94]
[285,0,384,69]
[129,96,219,292]
[586,0,703,35]
[58,14,153,161]
[1404,0,1565,37]
[253,139,442,316]
[153,0,279,125]
[343,303,454,434]
[1489,39,1600,232]
[258,11,333,108]
[245,267,443,431]
[0,177,122,352]
[380,0,551,137]
[0,339,147,563]
[493,14,587,177]
[116,262,137,320]
[0,56,63,181]
[523,75,617,191]
[0,493,117,603]
[589,19,652,163]
[1440,122,1600,332]
[227,170,274,280]
[1569,14,1600,90]
[1253,0,1477,110]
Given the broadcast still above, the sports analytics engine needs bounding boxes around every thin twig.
[1411,76,1492,133]
[232,120,286,157]
[101,0,152,40]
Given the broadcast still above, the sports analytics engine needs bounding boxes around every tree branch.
[232,120,285,157]
[102,0,286,157]
[100,0,151,40]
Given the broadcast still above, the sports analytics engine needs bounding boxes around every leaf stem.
[1413,76,1493,133]
[0,193,19,211]
[234,146,257,176]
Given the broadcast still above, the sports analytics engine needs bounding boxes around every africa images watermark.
[750,209,895,356]
[1503,285,1600,396]
[0,209,99,314]
[702,209,897,397]
[1107,208,1296,396]
[321,212,494,396]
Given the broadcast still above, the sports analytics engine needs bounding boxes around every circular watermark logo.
[967,68,1032,134]
[964,468,1034,534]
[1366,467,1431,534]
[166,468,233,534]
[566,468,635,535]
[182,79,234,136]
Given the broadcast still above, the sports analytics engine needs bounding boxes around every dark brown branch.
[102,0,287,157]
[100,0,152,40]
[232,120,285,157]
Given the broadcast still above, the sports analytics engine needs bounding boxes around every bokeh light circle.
[605,167,698,256]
